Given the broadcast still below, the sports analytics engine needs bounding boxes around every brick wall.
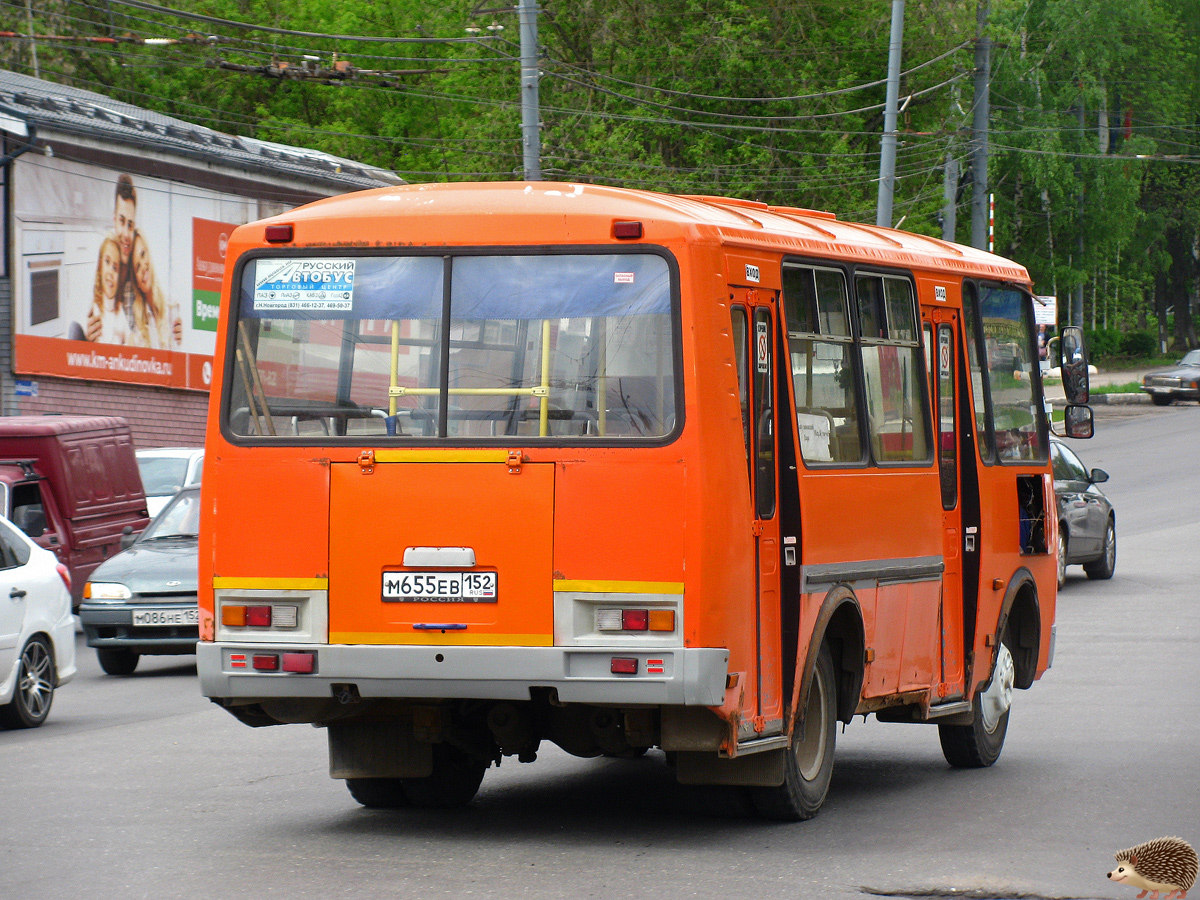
[13,376,209,448]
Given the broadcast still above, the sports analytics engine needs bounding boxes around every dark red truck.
[0,416,150,608]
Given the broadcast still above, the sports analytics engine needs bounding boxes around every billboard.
[11,154,290,390]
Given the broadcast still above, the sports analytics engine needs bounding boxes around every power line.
[87,0,502,45]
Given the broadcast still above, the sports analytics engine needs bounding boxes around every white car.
[136,447,204,517]
[0,515,76,728]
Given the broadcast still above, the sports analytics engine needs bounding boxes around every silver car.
[1051,440,1116,587]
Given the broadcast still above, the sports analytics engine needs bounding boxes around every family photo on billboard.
[11,152,274,388]
[86,173,181,350]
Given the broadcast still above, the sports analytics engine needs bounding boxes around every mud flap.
[675,748,786,787]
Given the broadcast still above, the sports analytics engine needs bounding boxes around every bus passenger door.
[925,309,966,698]
[736,295,785,734]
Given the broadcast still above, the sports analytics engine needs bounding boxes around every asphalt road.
[2,401,1196,900]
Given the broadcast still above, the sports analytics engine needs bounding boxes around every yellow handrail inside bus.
[384,319,555,437]
[389,320,400,417]
[539,319,551,437]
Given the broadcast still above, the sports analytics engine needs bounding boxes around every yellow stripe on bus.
[372,449,511,464]
[330,632,554,646]
[553,579,685,595]
[213,577,328,591]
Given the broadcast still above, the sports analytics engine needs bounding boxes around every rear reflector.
[611,657,638,675]
[252,655,279,671]
[282,652,315,673]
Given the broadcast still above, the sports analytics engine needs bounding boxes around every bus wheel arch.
[997,568,1040,691]
[801,585,865,726]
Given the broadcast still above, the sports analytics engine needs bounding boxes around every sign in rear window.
[253,260,356,311]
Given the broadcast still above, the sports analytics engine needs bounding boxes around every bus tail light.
[622,609,648,631]
[246,606,272,627]
[252,654,279,671]
[222,604,299,629]
[282,652,315,673]
[611,657,638,674]
[597,608,675,633]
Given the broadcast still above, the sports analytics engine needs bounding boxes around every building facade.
[0,70,400,446]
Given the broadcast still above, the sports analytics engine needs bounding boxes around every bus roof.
[263,181,1031,284]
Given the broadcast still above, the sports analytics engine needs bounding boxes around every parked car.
[1140,349,1200,405]
[79,485,200,676]
[0,416,151,610]
[0,515,76,728]
[135,447,204,518]
[1051,439,1116,588]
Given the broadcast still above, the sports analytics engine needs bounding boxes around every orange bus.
[197,182,1092,819]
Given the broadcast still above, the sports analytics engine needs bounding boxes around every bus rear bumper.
[197,642,730,707]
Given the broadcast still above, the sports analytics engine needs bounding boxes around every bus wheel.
[346,778,410,809]
[749,642,837,821]
[401,743,487,809]
[939,637,1015,768]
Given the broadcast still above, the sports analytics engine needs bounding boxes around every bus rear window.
[225,252,678,442]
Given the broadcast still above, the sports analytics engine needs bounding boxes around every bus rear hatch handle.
[413,623,468,631]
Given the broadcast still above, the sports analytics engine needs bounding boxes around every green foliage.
[1119,331,1158,358]
[1084,328,1124,361]
[3,0,1198,343]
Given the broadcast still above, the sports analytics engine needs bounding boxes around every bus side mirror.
[1059,325,1089,405]
[1063,404,1093,439]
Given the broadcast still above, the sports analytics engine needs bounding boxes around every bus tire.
[346,777,410,809]
[749,642,837,821]
[401,743,487,809]
[938,635,1015,768]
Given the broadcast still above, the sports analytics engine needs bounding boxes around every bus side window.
[855,274,931,465]
[781,265,863,465]
[731,306,752,485]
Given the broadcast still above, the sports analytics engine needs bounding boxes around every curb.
[1091,392,1151,405]
[1049,393,1151,407]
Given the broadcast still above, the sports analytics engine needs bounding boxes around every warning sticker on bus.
[253,259,356,311]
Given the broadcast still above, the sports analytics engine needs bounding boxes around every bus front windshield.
[225,252,678,442]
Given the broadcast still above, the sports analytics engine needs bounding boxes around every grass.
[1092,381,1143,394]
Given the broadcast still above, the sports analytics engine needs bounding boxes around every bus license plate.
[132,607,199,627]
[382,571,498,603]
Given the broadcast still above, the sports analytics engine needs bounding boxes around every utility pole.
[876,0,905,228]
[25,0,40,78]
[517,0,542,181]
[970,0,990,251]
[942,155,959,241]
[1073,102,1085,327]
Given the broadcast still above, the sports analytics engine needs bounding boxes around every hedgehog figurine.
[1108,837,1198,900]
